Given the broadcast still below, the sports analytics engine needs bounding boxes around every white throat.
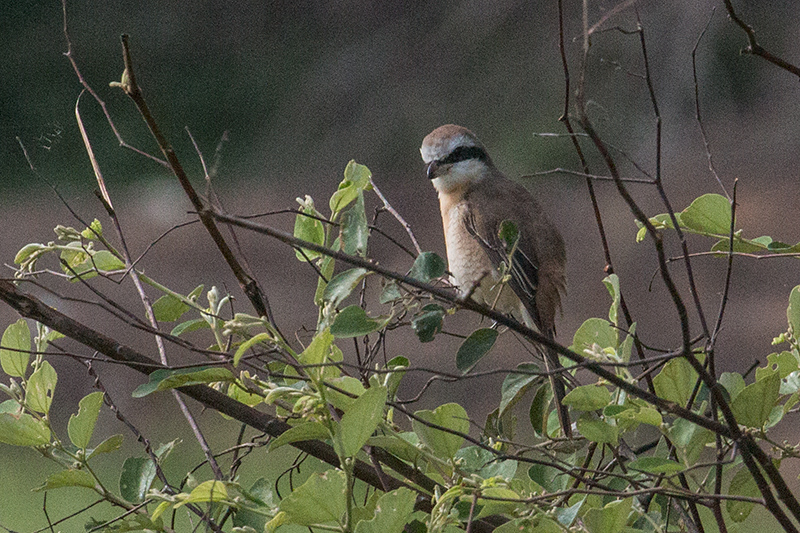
[431,159,488,194]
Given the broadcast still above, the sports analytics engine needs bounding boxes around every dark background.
[2,1,799,530]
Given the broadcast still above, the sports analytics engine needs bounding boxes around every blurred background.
[2,0,800,530]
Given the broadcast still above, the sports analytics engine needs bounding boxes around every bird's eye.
[440,146,488,165]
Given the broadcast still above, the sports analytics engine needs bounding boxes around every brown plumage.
[421,124,571,437]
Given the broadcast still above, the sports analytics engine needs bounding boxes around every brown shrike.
[421,124,571,438]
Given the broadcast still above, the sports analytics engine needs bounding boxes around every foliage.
[4,164,800,532]
[3,3,800,533]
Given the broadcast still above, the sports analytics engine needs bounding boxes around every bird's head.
[420,125,493,194]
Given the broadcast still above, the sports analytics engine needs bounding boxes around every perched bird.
[421,124,571,437]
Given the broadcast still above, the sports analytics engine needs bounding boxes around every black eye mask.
[439,145,488,165]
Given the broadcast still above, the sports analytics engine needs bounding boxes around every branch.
[0,279,507,532]
[110,34,276,328]
[722,0,800,78]
[207,209,735,438]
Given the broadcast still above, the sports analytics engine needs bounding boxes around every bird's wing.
[463,208,545,333]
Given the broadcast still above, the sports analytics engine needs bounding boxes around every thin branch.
[112,34,276,329]
[692,8,730,199]
[521,168,653,184]
[722,0,800,78]
[634,10,710,341]
[74,91,113,208]
[370,178,422,256]
[207,210,735,438]
[0,280,481,527]
[60,0,167,167]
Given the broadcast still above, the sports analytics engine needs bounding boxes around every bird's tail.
[543,331,572,439]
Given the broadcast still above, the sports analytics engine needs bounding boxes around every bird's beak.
[426,161,439,180]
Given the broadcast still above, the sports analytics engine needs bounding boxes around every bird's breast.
[439,195,531,325]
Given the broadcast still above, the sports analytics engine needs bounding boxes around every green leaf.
[340,190,368,256]
[325,376,366,411]
[379,281,403,304]
[475,486,522,519]
[570,318,617,354]
[294,201,326,262]
[456,328,498,371]
[628,457,683,474]
[14,243,46,265]
[323,268,369,309]
[562,385,612,412]
[761,351,798,380]
[499,363,541,417]
[582,498,632,533]
[279,469,347,526]
[576,416,618,445]
[234,478,274,531]
[354,487,416,533]
[719,372,746,402]
[87,434,124,459]
[653,357,698,406]
[120,457,157,503]
[367,434,422,465]
[314,255,336,307]
[408,252,446,283]
[412,403,469,459]
[269,422,330,451]
[528,462,567,493]
[233,332,274,367]
[132,367,235,398]
[411,304,445,343]
[26,360,57,414]
[152,285,204,322]
[788,286,800,337]
[90,250,126,271]
[711,237,763,254]
[0,402,51,446]
[556,497,584,527]
[297,328,334,367]
[456,446,517,479]
[608,404,663,427]
[62,248,126,280]
[171,318,210,336]
[383,356,409,399]
[494,517,561,533]
[330,305,387,338]
[680,194,732,234]
[731,370,780,428]
[179,480,231,507]
[297,329,341,381]
[669,418,713,466]
[727,465,760,523]
[34,469,97,491]
[0,319,31,378]
[330,161,372,215]
[81,218,103,239]
[497,220,519,251]
[602,274,621,328]
[68,391,104,449]
[336,385,387,457]
[528,382,551,436]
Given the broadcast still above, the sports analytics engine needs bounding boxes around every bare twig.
[692,8,730,199]
[60,0,167,167]
[369,178,422,256]
[112,34,276,329]
[722,0,800,78]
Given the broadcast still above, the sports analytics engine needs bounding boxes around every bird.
[421,124,571,438]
